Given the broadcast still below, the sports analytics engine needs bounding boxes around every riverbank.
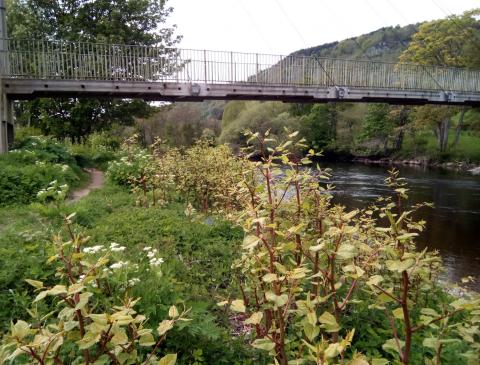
[351,156,480,175]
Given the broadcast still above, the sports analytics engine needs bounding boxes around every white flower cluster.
[128,277,141,287]
[110,242,126,252]
[110,261,129,270]
[83,245,104,254]
[143,246,164,268]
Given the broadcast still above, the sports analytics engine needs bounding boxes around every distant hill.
[291,24,420,62]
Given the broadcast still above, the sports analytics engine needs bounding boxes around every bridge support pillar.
[0,0,13,153]
[0,91,13,153]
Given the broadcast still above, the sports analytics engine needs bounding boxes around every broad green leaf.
[392,307,404,320]
[48,285,68,296]
[89,313,108,325]
[68,283,85,295]
[25,279,43,289]
[252,338,275,351]
[397,233,418,241]
[230,299,246,313]
[77,331,101,350]
[139,333,155,347]
[318,311,340,333]
[158,353,177,365]
[157,320,174,336]
[168,305,179,319]
[342,210,359,221]
[262,273,278,283]
[75,292,92,310]
[33,290,48,303]
[307,312,317,325]
[11,320,30,340]
[382,338,404,354]
[309,243,325,252]
[371,359,389,365]
[423,337,439,350]
[303,322,319,341]
[386,258,415,273]
[243,235,260,251]
[111,328,128,346]
[336,244,357,260]
[265,292,288,307]
[245,312,263,325]
[367,275,384,287]
[324,343,341,358]
[420,308,439,317]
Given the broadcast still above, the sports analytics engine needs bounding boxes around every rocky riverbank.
[352,157,480,175]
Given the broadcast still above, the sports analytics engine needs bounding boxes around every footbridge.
[0,30,480,152]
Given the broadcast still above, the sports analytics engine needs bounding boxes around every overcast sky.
[168,0,478,55]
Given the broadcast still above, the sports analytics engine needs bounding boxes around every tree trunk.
[394,129,404,152]
[436,118,450,152]
[453,106,467,147]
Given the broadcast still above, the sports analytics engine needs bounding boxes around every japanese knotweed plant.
[0,213,189,365]
[364,170,480,365]
[219,130,479,365]
[174,139,247,214]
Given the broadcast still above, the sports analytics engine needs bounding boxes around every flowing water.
[323,162,480,291]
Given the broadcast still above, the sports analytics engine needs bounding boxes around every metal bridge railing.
[0,38,479,93]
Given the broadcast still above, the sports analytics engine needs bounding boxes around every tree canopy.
[7,0,181,141]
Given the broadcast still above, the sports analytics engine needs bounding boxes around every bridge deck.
[0,39,479,105]
[3,79,479,105]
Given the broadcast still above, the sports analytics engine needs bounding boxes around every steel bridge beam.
[3,79,480,106]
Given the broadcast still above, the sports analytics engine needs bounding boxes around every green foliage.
[294,24,418,62]
[0,136,84,206]
[219,131,480,365]
[0,214,188,364]
[399,9,480,68]
[299,104,338,151]
[139,103,222,147]
[219,102,298,148]
[8,0,180,141]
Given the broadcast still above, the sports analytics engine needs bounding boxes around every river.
[323,162,480,291]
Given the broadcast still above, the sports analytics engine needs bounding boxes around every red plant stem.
[401,271,412,365]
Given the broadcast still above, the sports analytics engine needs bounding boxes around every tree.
[388,105,411,152]
[411,105,456,153]
[359,103,392,153]
[399,9,480,150]
[7,0,181,140]
[299,103,338,151]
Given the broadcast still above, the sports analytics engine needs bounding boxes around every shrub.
[0,136,85,206]
[219,131,480,365]
[0,214,189,364]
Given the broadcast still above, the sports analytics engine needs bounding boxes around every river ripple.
[322,162,480,291]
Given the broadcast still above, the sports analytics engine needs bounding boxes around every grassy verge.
[0,184,259,364]
[398,130,480,163]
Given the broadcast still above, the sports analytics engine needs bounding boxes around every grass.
[399,130,480,163]
[0,183,257,364]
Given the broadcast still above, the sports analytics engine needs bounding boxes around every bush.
[0,136,85,206]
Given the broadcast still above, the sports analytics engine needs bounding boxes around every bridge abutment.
[0,0,13,153]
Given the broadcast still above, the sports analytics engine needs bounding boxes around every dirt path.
[69,168,105,203]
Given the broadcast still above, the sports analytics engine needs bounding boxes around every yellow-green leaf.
[157,320,174,336]
[244,312,263,325]
[318,311,340,333]
[158,353,177,365]
[230,299,246,313]
[168,305,179,319]
[252,338,275,351]
[25,279,43,289]
[392,307,404,320]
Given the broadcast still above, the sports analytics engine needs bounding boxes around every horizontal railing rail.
[0,38,479,93]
